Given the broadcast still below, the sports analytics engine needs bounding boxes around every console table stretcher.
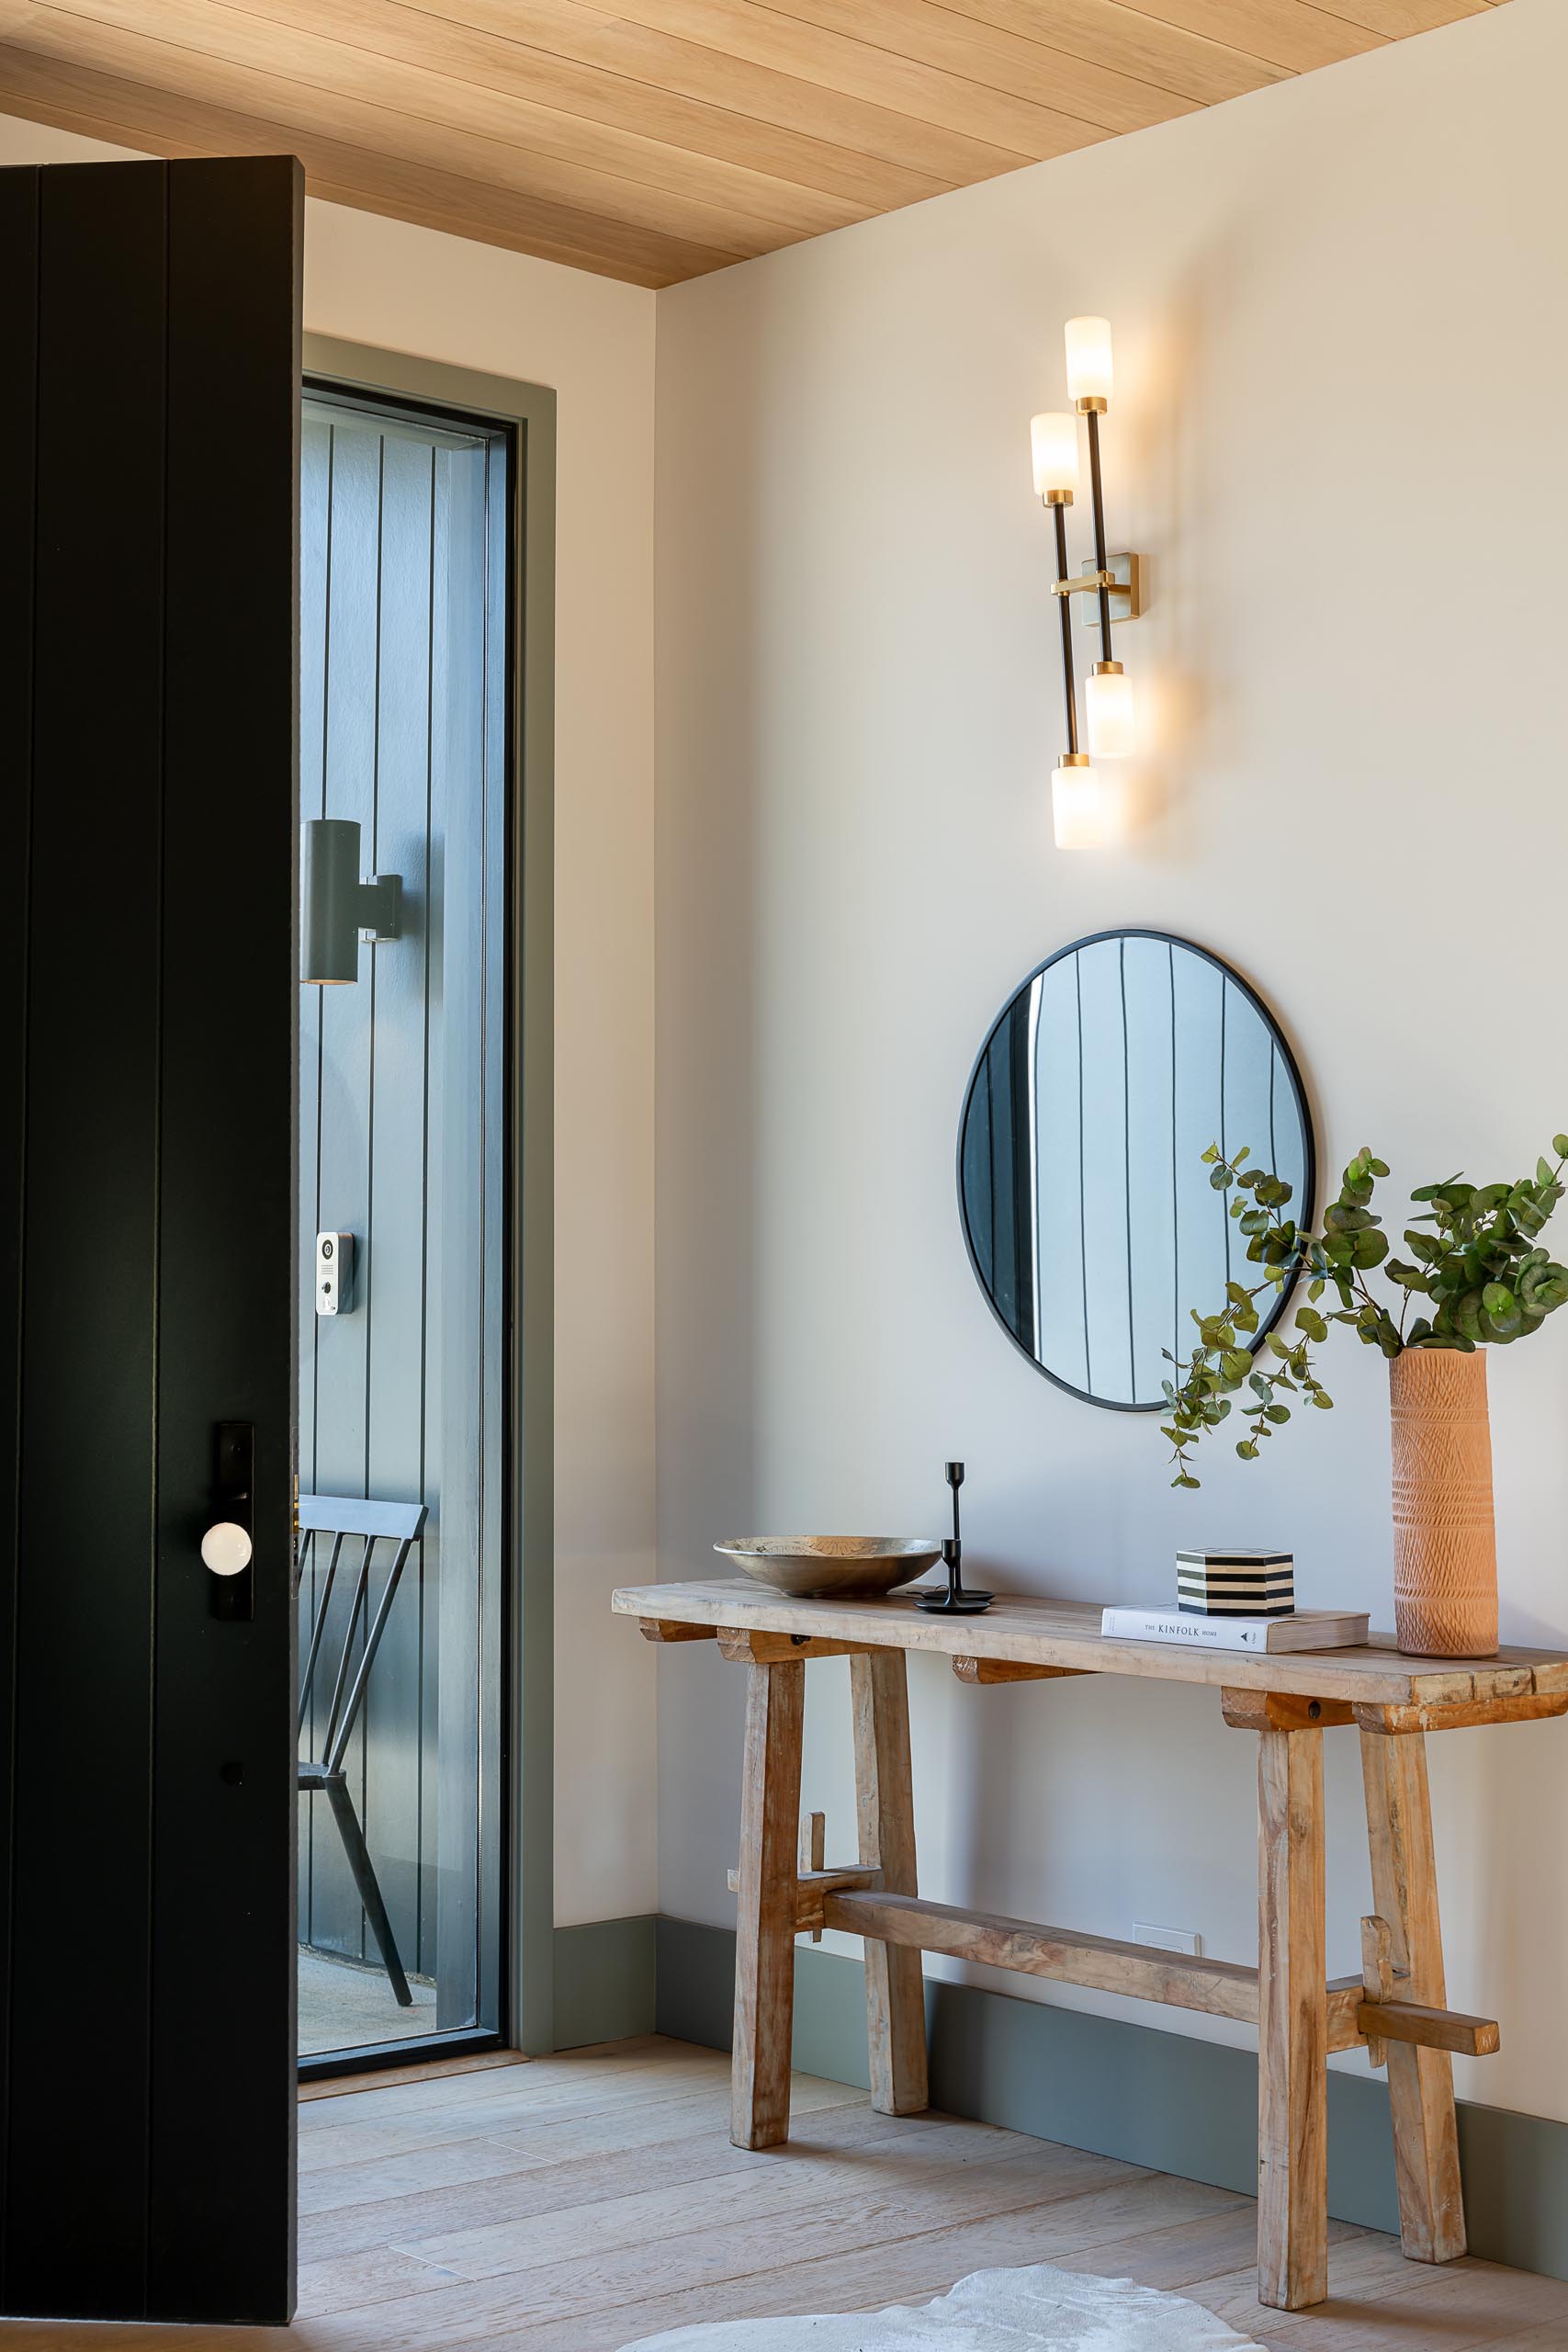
[617,1579,1568,2312]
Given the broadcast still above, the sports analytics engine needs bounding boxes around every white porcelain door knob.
[201,1521,254,1577]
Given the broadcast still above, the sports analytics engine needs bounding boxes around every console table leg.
[850,1651,929,2116]
[731,1657,805,2150]
[1257,1724,1328,2312]
[1360,1726,1466,2263]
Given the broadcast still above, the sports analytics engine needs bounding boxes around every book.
[1176,1548,1295,1619]
[1100,1604,1370,1655]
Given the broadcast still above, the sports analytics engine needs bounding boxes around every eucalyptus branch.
[1161,1136,1568,1488]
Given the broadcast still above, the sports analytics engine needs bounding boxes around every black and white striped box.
[1176,1549,1295,1618]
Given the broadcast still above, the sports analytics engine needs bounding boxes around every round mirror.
[958,932,1314,1409]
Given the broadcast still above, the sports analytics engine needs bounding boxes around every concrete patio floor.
[298,1946,437,2057]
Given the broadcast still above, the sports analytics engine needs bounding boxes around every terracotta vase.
[1388,1346,1498,1657]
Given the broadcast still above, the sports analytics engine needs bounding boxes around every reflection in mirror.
[959,932,1313,1409]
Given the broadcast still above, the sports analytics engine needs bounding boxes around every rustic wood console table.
[613,1577,1568,2312]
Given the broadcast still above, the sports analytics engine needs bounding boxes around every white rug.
[618,2264,1265,2350]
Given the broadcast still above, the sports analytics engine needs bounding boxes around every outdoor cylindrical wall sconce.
[300,818,402,985]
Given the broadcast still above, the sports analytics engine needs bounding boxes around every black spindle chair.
[296,1492,428,2006]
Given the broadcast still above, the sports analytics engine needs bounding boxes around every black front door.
[0,153,301,2325]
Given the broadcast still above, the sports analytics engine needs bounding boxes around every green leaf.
[1294,1307,1328,1341]
[1173,1473,1201,1489]
[1552,1136,1568,1159]
[1386,1260,1429,1292]
[1265,1404,1291,1423]
[1311,1390,1333,1408]
[1483,1282,1517,1318]
[1453,1289,1484,1340]
[1235,1441,1258,1461]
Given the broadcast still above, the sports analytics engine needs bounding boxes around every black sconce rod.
[1053,500,1079,757]
[1085,408,1114,660]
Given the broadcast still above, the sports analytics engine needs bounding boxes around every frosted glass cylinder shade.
[1065,315,1113,407]
[1030,411,1079,498]
[1086,664,1135,758]
[1051,759,1103,851]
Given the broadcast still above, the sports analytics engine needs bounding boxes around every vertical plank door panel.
[421,443,452,1984]
[475,427,510,2037]
[6,157,167,2318]
[0,158,39,2307]
[434,437,492,2028]
[364,427,437,1973]
[311,414,380,1959]
[151,153,301,2323]
[298,410,333,1945]
[0,152,300,2325]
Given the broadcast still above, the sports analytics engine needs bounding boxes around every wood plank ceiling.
[0,0,1503,287]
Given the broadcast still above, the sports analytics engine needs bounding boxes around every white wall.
[655,0,1568,2125]
[0,113,660,1930]
[303,206,659,1932]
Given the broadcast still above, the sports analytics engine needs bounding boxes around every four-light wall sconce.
[1032,315,1145,851]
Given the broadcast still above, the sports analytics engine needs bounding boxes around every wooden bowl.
[713,1537,942,1600]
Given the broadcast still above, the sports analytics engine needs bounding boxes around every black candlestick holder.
[914,1462,993,1614]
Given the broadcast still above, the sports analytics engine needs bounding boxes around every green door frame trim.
[302,334,557,2058]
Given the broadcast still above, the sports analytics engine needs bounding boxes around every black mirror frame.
[955,929,1317,1413]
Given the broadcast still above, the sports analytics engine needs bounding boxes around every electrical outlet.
[1134,1921,1201,1957]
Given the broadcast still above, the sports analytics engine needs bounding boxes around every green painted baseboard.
[645,1914,1568,2286]
[552,1915,658,2048]
[551,1915,1567,2279]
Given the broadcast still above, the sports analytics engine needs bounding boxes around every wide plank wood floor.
[5,2035,1567,2348]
